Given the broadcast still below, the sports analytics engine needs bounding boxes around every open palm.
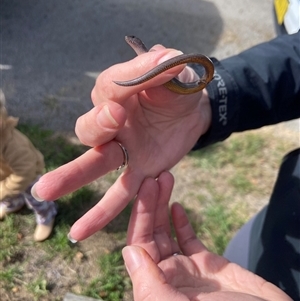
[124,171,292,301]
[33,46,211,241]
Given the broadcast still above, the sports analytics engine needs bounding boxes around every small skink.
[114,36,214,95]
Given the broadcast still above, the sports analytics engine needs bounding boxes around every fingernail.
[67,233,77,244]
[31,183,44,202]
[158,50,183,64]
[122,246,144,276]
[97,105,119,128]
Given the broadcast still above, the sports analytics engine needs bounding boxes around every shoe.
[33,218,55,242]
[0,198,25,220]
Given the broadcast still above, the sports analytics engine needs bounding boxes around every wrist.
[198,88,212,135]
[192,58,241,150]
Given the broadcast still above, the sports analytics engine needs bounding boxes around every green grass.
[199,202,245,254]
[189,132,266,169]
[185,193,246,255]
[0,215,20,261]
[183,130,296,254]
[84,250,130,301]
[26,276,49,300]
[0,267,22,291]
[188,132,284,196]
[229,173,254,194]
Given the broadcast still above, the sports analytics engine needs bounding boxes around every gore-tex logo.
[213,71,227,126]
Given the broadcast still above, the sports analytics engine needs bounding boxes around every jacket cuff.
[191,58,240,149]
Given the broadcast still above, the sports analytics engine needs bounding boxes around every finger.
[142,65,203,114]
[171,202,207,256]
[155,171,174,234]
[153,172,178,259]
[127,177,160,262]
[149,44,167,52]
[31,141,127,201]
[75,102,127,147]
[91,48,185,105]
[122,246,187,301]
[68,169,143,241]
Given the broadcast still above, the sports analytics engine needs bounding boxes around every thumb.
[122,246,187,301]
[75,101,126,147]
[93,49,185,103]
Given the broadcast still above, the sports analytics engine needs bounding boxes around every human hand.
[32,42,212,241]
[123,171,292,301]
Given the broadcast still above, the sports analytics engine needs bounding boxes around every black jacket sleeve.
[193,32,300,149]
